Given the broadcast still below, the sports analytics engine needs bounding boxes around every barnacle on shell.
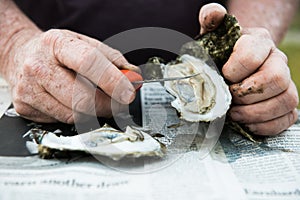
[181,14,241,70]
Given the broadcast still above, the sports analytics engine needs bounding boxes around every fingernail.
[199,3,227,34]
[120,88,136,104]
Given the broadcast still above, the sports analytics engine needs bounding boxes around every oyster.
[25,124,165,160]
[153,14,240,123]
[163,54,231,122]
[178,14,260,142]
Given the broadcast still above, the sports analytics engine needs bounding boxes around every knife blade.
[131,72,200,85]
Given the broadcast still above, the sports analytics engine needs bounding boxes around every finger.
[98,43,142,74]
[63,30,141,73]
[17,101,98,124]
[49,31,136,104]
[26,90,75,124]
[72,74,113,117]
[245,109,298,136]
[199,3,227,35]
[229,82,299,123]
[222,28,275,83]
[120,69,143,90]
[12,64,74,123]
[230,49,290,104]
[13,102,58,123]
[37,64,113,117]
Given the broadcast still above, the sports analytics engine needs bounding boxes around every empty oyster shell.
[163,54,231,122]
[25,124,165,160]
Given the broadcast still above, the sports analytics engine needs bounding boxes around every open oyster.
[25,124,165,160]
[150,14,240,123]
[178,14,259,142]
[163,54,231,122]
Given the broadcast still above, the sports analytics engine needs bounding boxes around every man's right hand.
[6,29,140,123]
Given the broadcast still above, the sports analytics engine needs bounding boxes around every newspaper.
[0,81,246,199]
[0,81,300,199]
[141,83,300,200]
[220,121,300,200]
[0,151,245,200]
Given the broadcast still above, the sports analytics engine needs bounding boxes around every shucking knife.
[121,69,200,90]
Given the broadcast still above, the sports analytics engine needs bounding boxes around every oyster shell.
[181,14,241,70]
[25,124,165,160]
[163,54,231,122]
[148,14,240,123]
[178,14,260,142]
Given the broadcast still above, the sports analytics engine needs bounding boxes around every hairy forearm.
[228,0,299,45]
[0,0,40,80]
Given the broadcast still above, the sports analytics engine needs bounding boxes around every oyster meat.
[163,54,231,122]
[25,124,165,160]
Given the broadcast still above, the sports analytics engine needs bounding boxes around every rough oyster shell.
[25,124,165,160]
[163,54,231,122]
[181,14,241,70]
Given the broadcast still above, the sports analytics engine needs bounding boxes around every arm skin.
[0,0,140,123]
[0,0,39,80]
[228,0,299,45]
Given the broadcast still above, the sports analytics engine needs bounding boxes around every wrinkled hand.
[8,29,140,123]
[199,3,299,135]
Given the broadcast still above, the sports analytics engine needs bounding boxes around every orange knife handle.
[120,69,143,90]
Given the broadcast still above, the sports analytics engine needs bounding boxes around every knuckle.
[13,103,30,117]
[96,103,111,117]
[77,47,98,72]
[13,81,26,97]
[235,37,262,72]
[14,90,26,105]
[272,72,290,92]
[239,53,260,71]
[108,49,125,64]
[13,83,34,105]
[275,49,288,63]
[288,111,297,126]
[251,52,265,68]
[288,90,299,109]
[253,28,275,48]
[256,28,272,39]
[94,92,112,117]
[23,58,47,78]
[292,110,299,124]
[64,113,74,124]
[73,94,94,114]
[23,58,36,75]
[41,29,62,46]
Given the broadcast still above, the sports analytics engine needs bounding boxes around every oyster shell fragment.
[163,54,231,122]
[25,124,165,160]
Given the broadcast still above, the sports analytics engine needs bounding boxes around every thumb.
[199,3,227,35]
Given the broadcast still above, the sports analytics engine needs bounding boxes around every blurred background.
[279,8,300,108]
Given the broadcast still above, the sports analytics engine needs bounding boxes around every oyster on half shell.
[163,54,231,122]
[25,124,165,160]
